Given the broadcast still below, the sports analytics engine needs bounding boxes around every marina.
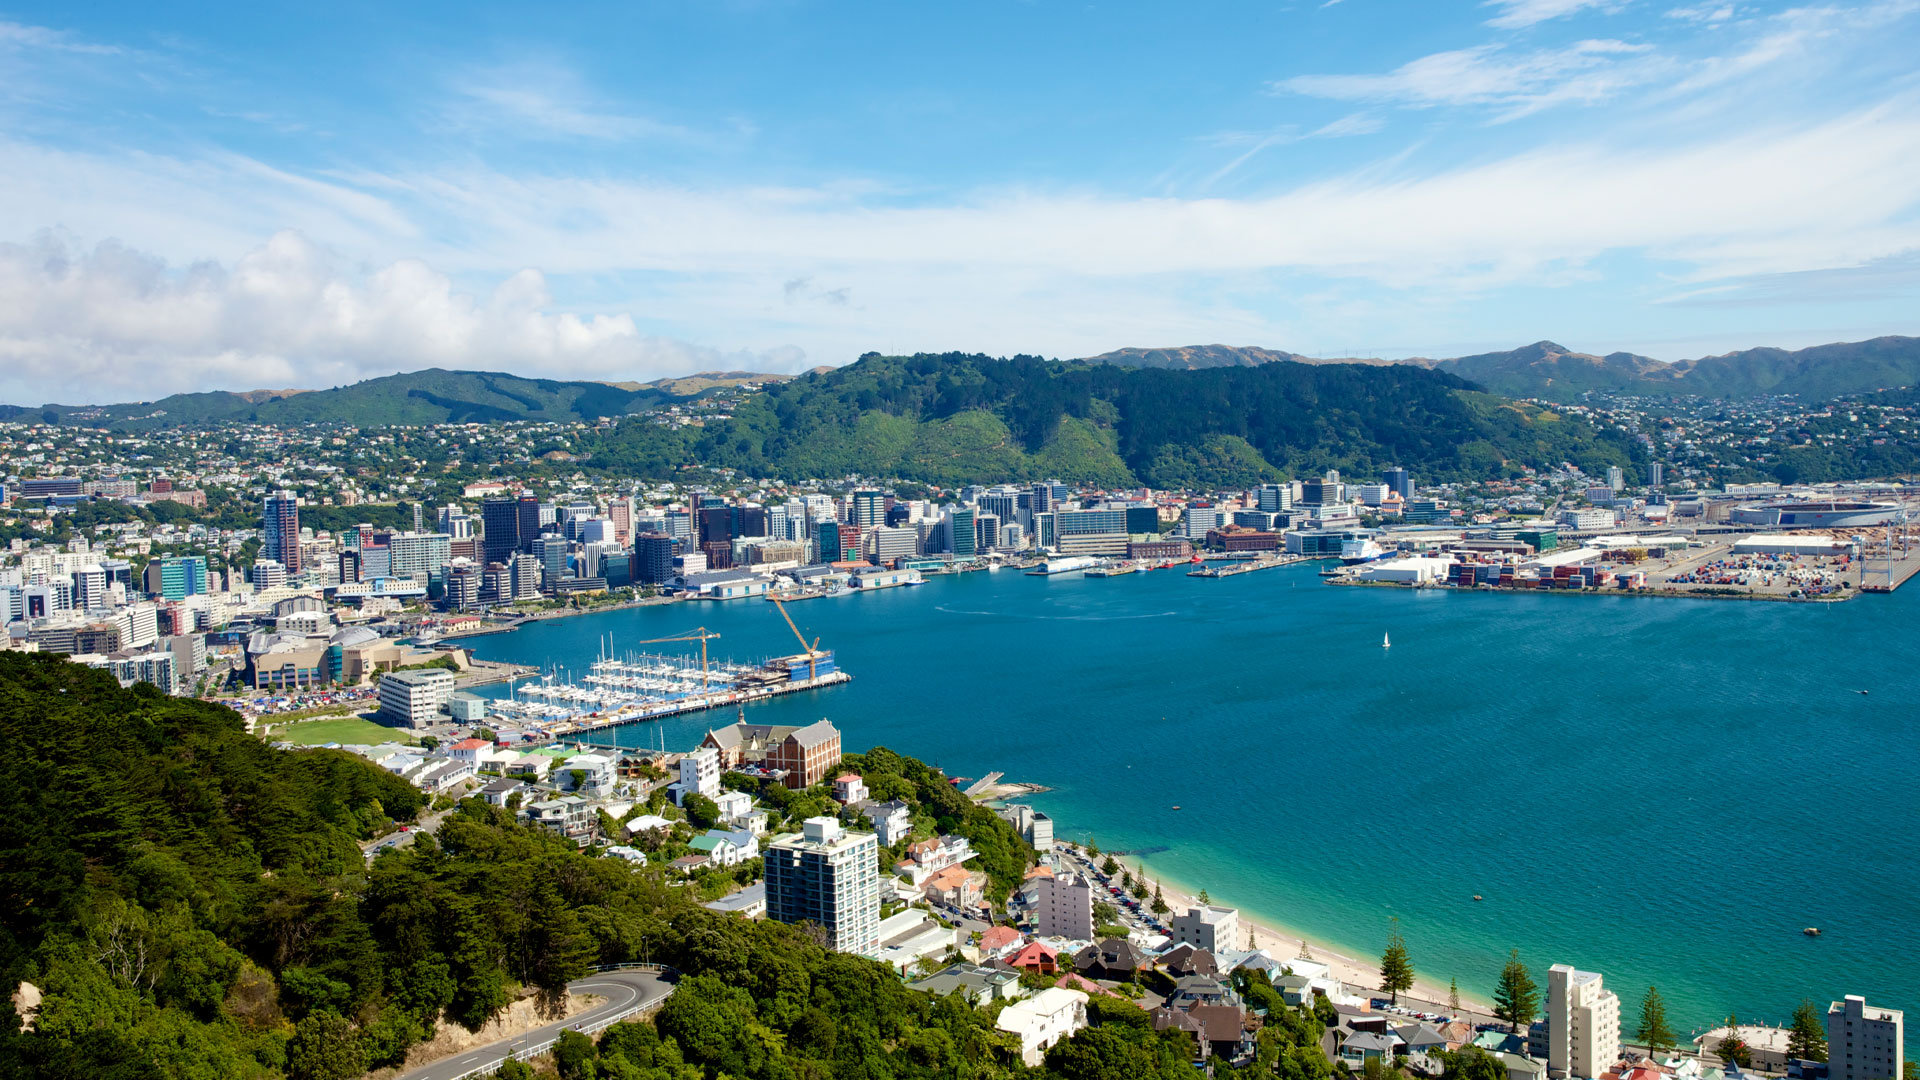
[483,649,851,738]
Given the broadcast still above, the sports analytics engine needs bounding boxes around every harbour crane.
[636,627,721,688]
[770,598,824,681]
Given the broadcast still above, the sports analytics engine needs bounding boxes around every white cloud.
[0,231,800,404]
[442,62,692,142]
[0,20,124,55]
[1484,0,1625,29]
[1664,4,1735,23]
[1276,40,1658,120]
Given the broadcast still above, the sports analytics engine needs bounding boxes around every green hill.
[587,351,1643,486]
[0,653,1226,1080]
[8,368,799,429]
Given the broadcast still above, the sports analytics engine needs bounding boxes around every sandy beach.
[1061,842,1495,1016]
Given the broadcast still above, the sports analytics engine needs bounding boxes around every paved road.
[395,968,675,1080]
[363,808,454,861]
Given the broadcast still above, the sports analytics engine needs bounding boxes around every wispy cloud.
[443,61,692,142]
[0,21,124,55]
[1277,40,1657,121]
[1484,0,1626,30]
[1664,3,1735,23]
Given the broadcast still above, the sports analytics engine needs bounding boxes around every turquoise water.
[452,567,1920,1041]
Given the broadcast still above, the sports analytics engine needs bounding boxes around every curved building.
[1729,500,1904,528]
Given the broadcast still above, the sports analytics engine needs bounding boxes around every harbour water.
[451,564,1920,1040]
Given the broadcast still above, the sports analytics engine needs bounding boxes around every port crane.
[636,627,721,687]
[769,598,825,681]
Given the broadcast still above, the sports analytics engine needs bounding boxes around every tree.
[1379,918,1415,1005]
[1086,838,1100,859]
[683,793,720,830]
[553,1028,598,1080]
[287,1011,368,1080]
[1198,889,1211,904]
[1493,949,1538,1032]
[1637,986,1676,1053]
[1450,977,1461,1015]
[1101,856,1119,876]
[1150,885,1169,916]
[1788,999,1828,1062]
[1718,1015,1753,1068]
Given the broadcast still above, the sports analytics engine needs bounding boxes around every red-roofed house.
[979,925,1024,960]
[833,773,868,804]
[925,865,984,910]
[1008,941,1061,975]
[446,738,491,765]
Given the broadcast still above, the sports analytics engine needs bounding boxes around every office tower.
[634,533,677,585]
[71,565,106,610]
[337,549,362,585]
[508,552,543,600]
[517,496,544,548]
[664,510,692,543]
[387,533,453,583]
[815,521,843,563]
[1257,482,1293,513]
[262,491,303,574]
[1826,996,1903,1080]
[1547,964,1620,1080]
[946,508,977,558]
[144,556,208,601]
[851,490,886,528]
[697,506,733,546]
[607,497,633,545]
[531,535,570,592]
[481,497,520,565]
[1383,468,1412,500]
[764,818,881,958]
[1606,466,1624,493]
[1648,463,1664,489]
[251,559,287,590]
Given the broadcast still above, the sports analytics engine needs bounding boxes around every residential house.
[504,754,553,781]
[1165,975,1233,1011]
[832,773,868,804]
[703,881,767,919]
[556,753,617,797]
[522,795,595,846]
[413,759,473,793]
[444,738,492,766]
[924,865,985,912]
[907,964,1024,1006]
[877,910,960,973]
[1073,937,1148,982]
[996,987,1090,1067]
[1341,1031,1407,1068]
[688,828,760,867]
[622,814,673,841]
[896,835,975,886]
[603,846,648,865]
[670,854,710,874]
[861,800,913,846]
[978,925,1024,962]
[477,777,524,807]
[1159,944,1219,980]
[1007,941,1060,975]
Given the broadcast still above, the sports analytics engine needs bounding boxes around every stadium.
[1728,500,1905,528]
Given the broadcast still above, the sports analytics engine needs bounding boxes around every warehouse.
[1353,557,1453,584]
[1730,535,1858,557]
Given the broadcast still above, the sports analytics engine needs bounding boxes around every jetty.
[1188,554,1312,578]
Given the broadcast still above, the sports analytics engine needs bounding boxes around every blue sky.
[1,0,1918,402]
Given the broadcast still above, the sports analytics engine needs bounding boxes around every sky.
[1,0,1918,403]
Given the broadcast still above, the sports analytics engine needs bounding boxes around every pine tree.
[1101,855,1119,876]
[1151,885,1169,916]
[1718,1014,1753,1068]
[1379,917,1415,1006]
[1787,999,1828,1063]
[1637,986,1676,1053]
[1198,889,1210,904]
[1493,949,1538,1033]
[1450,977,1461,1015]
[1086,837,1100,859]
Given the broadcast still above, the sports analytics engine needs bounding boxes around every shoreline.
[1059,841,1496,1016]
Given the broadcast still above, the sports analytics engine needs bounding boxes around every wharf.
[551,669,852,740]
[1188,554,1313,578]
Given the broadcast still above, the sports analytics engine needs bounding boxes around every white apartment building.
[1170,905,1240,954]
[1547,964,1620,1080]
[676,746,721,806]
[377,668,457,728]
[765,817,882,957]
[1035,874,1094,941]
[996,987,1090,1067]
[1826,996,1903,1080]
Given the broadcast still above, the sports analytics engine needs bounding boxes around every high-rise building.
[1035,874,1094,941]
[869,525,919,564]
[1169,905,1240,955]
[387,533,453,583]
[144,556,208,601]
[1648,463,1664,489]
[1029,483,1053,513]
[764,817,881,957]
[481,497,520,566]
[1826,996,1903,1080]
[1606,466,1624,492]
[70,565,106,610]
[815,521,843,563]
[262,491,303,574]
[634,533,677,585]
[1257,483,1294,513]
[946,507,977,558]
[697,506,734,547]
[439,504,473,539]
[1547,964,1620,1080]
[250,559,287,590]
[517,496,544,549]
[1383,468,1412,500]
[532,535,571,592]
[851,490,886,528]
[508,552,543,600]
[607,497,633,545]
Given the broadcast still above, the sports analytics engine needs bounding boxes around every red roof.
[1008,941,1059,968]
[450,738,488,750]
[980,926,1023,951]
[835,773,861,783]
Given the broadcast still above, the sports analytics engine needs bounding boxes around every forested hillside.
[0,654,1209,1079]
[587,352,1642,487]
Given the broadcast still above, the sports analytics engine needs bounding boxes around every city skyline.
[2,1,1918,404]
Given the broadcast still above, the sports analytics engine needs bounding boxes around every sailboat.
[1382,632,1391,649]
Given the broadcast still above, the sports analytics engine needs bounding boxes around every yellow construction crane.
[636,627,722,687]
[770,598,823,681]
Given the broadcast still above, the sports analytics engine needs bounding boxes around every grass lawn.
[268,714,414,746]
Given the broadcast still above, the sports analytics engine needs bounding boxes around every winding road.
[394,966,676,1080]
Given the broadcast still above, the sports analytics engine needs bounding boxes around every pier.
[1187,554,1315,578]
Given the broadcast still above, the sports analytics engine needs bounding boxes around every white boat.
[1341,538,1390,565]
[1383,632,1391,649]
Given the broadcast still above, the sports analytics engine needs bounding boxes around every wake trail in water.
[935,605,1176,621]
